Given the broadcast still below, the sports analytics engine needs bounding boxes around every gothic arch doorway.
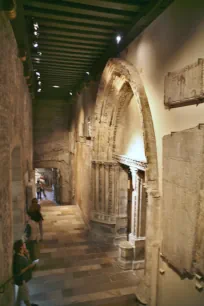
[91,58,160,304]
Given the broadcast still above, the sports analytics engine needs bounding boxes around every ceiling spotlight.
[34,31,39,37]
[86,71,90,75]
[37,88,41,92]
[116,35,121,44]
[53,85,60,88]
[34,58,40,63]
[69,92,73,96]
[36,72,40,76]
[33,41,38,48]
[37,76,40,80]
[34,22,39,30]
[37,51,42,56]
[38,81,41,85]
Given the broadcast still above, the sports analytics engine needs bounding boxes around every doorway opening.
[35,168,61,204]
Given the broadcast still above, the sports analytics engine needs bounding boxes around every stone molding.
[91,211,116,224]
[113,154,147,171]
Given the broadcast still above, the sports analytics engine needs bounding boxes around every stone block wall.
[71,82,99,223]
[0,12,33,306]
[33,99,71,204]
[163,126,204,276]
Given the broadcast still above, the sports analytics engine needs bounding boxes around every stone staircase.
[29,200,145,306]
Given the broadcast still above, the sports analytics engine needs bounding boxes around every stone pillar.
[129,168,146,269]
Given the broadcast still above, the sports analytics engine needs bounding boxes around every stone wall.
[163,126,204,276]
[0,12,33,306]
[71,82,98,222]
[33,99,71,204]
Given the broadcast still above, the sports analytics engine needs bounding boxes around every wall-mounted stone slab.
[164,59,204,108]
[162,125,204,276]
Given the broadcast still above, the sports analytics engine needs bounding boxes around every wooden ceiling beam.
[24,1,133,21]
[30,19,115,34]
[24,8,129,27]
[39,25,112,40]
[35,65,88,73]
[32,51,98,60]
[38,46,102,55]
[38,39,106,51]
[32,55,94,65]
[38,33,108,45]
[61,0,140,12]
[33,61,91,69]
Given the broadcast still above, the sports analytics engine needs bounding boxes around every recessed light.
[34,31,39,36]
[36,72,40,76]
[69,92,73,96]
[33,42,38,48]
[116,35,121,44]
[86,71,90,75]
[37,88,41,92]
[37,51,42,56]
[34,22,39,30]
[38,81,41,85]
[53,85,60,88]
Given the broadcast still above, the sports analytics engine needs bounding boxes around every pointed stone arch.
[92,58,160,305]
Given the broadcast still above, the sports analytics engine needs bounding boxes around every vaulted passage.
[1,1,204,306]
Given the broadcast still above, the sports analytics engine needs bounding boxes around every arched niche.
[92,58,160,304]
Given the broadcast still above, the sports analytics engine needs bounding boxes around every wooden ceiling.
[23,0,172,100]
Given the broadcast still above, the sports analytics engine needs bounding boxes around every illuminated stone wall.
[33,99,71,204]
[0,12,33,306]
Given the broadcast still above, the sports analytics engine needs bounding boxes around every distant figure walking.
[41,184,47,198]
[36,180,41,200]
[24,214,40,261]
[28,198,44,241]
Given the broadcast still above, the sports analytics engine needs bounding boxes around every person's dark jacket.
[13,254,32,285]
[28,211,43,222]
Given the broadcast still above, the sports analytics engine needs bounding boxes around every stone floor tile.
[73,270,91,278]
[30,200,142,306]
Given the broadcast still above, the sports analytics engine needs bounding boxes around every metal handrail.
[0,262,34,294]
[0,275,14,294]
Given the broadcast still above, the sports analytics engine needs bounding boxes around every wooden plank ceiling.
[23,0,161,99]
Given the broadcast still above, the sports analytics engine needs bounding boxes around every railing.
[0,276,14,294]
[0,263,34,293]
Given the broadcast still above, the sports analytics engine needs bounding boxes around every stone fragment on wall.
[162,126,204,275]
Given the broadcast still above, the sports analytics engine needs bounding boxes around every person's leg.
[15,285,21,306]
[15,282,32,306]
[22,281,32,306]
[39,220,43,240]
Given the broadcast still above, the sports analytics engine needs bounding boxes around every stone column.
[129,167,146,269]
[129,167,139,241]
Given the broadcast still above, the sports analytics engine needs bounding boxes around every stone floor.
[29,199,144,306]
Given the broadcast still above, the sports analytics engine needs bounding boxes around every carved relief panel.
[162,126,204,276]
[91,161,128,226]
[164,58,204,108]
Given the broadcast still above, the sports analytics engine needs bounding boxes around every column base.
[118,241,133,270]
[132,259,145,270]
[129,234,146,261]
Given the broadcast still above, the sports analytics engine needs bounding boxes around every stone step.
[64,294,144,306]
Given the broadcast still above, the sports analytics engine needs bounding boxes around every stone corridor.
[29,200,144,306]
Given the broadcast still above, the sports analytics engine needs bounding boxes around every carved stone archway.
[92,58,160,305]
